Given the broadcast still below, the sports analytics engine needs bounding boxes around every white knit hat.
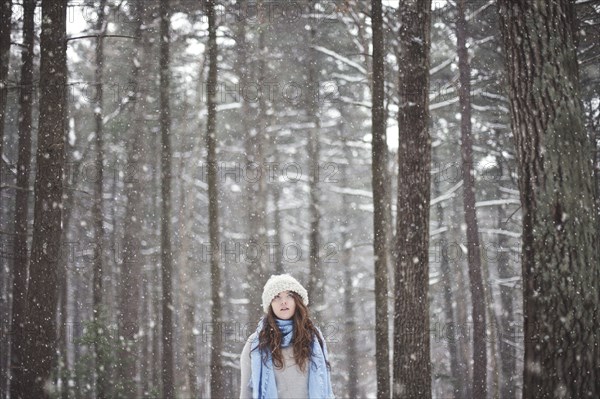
[262,274,309,313]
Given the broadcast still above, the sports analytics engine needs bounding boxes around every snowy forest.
[0,0,599,398]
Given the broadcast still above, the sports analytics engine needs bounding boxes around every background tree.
[159,0,174,397]
[456,1,487,397]
[371,0,391,397]
[0,0,11,163]
[306,0,325,323]
[21,0,68,397]
[206,0,224,397]
[116,0,145,395]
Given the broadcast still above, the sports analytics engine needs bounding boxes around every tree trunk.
[159,0,174,397]
[58,81,74,399]
[240,7,269,322]
[58,269,69,399]
[482,250,501,399]
[117,0,145,395]
[306,3,324,323]
[456,1,487,397]
[206,1,224,397]
[497,1,600,397]
[22,0,67,397]
[9,0,35,396]
[393,1,433,397]
[58,137,73,399]
[450,194,473,398]
[0,5,12,388]
[371,1,391,397]
[91,1,108,396]
[175,115,202,398]
[433,178,463,399]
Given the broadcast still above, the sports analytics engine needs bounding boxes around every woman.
[239,274,335,399]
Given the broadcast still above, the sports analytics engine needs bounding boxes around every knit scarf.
[248,317,335,399]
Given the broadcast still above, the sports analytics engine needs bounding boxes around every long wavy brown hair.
[251,291,330,373]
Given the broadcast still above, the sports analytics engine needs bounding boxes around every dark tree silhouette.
[22,1,68,397]
[498,1,600,397]
[371,0,391,397]
[9,0,35,396]
[456,1,487,397]
[393,1,433,397]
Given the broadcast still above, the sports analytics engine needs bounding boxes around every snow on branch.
[480,228,521,238]
[312,45,367,75]
[430,180,463,206]
[475,198,521,208]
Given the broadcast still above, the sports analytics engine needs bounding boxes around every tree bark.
[91,1,108,397]
[159,0,174,397]
[9,0,35,397]
[393,1,433,398]
[371,1,391,397]
[117,0,145,395]
[206,1,224,397]
[22,0,68,397]
[497,1,600,397]
[456,1,487,397]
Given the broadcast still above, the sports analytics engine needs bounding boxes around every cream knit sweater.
[239,332,309,399]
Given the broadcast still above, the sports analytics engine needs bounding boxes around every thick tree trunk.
[206,1,224,397]
[456,1,487,397]
[393,1,433,398]
[498,1,600,397]
[22,0,68,397]
[371,1,391,397]
[159,0,174,397]
[9,0,35,397]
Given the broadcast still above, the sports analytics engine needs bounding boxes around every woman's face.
[271,290,296,320]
